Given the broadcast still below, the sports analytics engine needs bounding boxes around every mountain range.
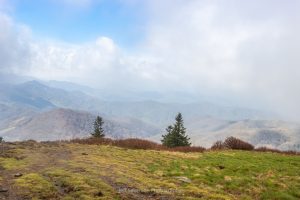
[0,78,299,150]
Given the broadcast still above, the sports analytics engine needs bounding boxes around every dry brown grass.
[69,137,206,153]
[69,137,114,145]
[167,146,206,153]
[14,137,299,155]
[255,146,300,155]
[209,137,300,155]
[114,138,162,150]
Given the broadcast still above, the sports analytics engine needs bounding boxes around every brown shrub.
[71,137,162,150]
[283,150,300,155]
[70,137,205,153]
[113,138,162,150]
[69,137,300,155]
[20,137,298,155]
[223,136,254,150]
[255,146,281,153]
[255,146,300,155]
[210,141,225,150]
[70,137,114,145]
[168,146,206,153]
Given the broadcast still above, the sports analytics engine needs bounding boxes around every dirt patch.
[0,143,73,200]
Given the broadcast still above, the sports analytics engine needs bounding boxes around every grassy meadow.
[0,141,299,200]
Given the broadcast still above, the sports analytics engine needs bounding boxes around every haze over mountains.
[0,76,299,150]
[1,0,300,152]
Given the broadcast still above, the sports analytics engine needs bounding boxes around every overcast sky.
[0,0,300,120]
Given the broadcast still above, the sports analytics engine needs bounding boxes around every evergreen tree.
[161,125,173,146]
[161,113,191,147]
[91,116,105,138]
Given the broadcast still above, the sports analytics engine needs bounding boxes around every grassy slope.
[0,142,299,200]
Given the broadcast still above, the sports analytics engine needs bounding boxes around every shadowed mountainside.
[1,108,159,141]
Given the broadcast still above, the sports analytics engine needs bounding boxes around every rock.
[82,152,88,155]
[175,176,191,183]
[0,188,8,192]
[15,156,26,160]
[95,191,103,197]
[14,173,23,177]
[218,165,225,170]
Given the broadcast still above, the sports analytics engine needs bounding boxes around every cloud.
[0,13,32,74]
[138,0,300,119]
[0,12,159,90]
[1,1,300,120]
[28,37,121,85]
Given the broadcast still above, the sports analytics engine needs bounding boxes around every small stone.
[95,191,103,197]
[218,165,225,170]
[82,152,88,155]
[0,188,8,192]
[15,156,26,160]
[14,173,23,177]
[176,176,191,183]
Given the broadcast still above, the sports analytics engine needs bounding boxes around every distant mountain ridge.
[1,108,160,141]
[186,119,300,151]
[0,79,299,150]
[0,80,277,123]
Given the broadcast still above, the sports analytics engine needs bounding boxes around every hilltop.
[0,141,299,200]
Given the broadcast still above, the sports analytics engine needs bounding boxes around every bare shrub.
[70,137,205,152]
[223,136,254,150]
[69,137,300,155]
[168,146,206,153]
[114,138,162,150]
[255,146,281,153]
[255,146,299,155]
[283,150,300,155]
[70,137,113,145]
[210,141,225,150]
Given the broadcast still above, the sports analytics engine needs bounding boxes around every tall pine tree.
[161,113,191,147]
[91,116,105,138]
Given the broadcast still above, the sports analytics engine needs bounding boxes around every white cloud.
[0,13,158,90]
[28,38,120,85]
[1,0,300,120]
[0,13,32,74]
[139,0,300,119]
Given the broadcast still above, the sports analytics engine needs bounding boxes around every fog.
[1,0,300,120]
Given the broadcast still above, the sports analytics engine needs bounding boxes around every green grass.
[15,173,57,199]
[0,157,28,170]
[0,142,299,199]
[45,168,116,200]
[150,151,300,199]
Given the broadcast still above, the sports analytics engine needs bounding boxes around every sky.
[0,0,300,120]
